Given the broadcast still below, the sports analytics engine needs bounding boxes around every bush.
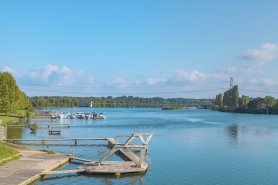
[26,112,30,118]
[30,122,39,133]
[33,122,39,127]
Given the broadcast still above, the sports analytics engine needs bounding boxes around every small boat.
[91,112,97,119]
[98,113,106,119]
[77,112,84,119]
[85,113,91,119]
[57,114,65,119]
[71,113,76,119]
[65,113,71,119]
[51,115,57,119]
[81,113,85,119]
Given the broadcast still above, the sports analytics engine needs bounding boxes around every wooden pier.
[6,133,153,175]
[27,124,70,128]
[48,130,61,134]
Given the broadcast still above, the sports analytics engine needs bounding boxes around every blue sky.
[1,0,278,98]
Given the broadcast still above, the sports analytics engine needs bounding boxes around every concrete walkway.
[0,126,7,140]
[0,142,69,185]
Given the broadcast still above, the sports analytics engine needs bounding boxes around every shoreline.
[0,141,69,185]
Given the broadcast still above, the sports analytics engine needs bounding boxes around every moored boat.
[85,113,91,119]
[98,113,106,119]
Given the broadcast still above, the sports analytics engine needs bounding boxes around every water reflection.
[225,124,238,145]
[35,172,146,185]
[225,124,276,146]
[7,127,24,139]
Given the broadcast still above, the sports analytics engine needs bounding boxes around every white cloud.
[242,43,278,65]
[2,66,20,77]
[261,79,277,86]
[220,43,278,75]
[147,78,167,85]
[173,70,210,82]
[107,78,132,87]
[249,79,259,84]
[39,64,59,81]
[59,66,72,74]
[89,76,94,84]
[25,64,85,85]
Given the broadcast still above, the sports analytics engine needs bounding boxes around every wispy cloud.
[2,66,20,77]
[147,78,167,85]
[242,43,278,65]
[220,43,277,75]
[107,78,132,88]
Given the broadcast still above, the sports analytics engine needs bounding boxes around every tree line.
[29,96,212,108]
[215,85,278,114]
[0,72,30,114]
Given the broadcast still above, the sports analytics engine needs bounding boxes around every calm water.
[7,108,278,185]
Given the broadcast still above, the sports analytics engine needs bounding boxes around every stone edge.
[17,157,69,185]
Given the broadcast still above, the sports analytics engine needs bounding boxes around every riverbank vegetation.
[162,106,185,110]
[0,142,20,164]
[214,85,278,114]
[29,96,212,108]
[0,72,34,127]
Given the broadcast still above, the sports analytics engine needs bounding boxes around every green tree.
[37,96,47,107]
[265,96,276,108]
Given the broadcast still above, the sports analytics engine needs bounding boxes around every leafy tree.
[265,96,276,108]
[238,95,251,109]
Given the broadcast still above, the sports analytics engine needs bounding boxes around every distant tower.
[230,77,233,89]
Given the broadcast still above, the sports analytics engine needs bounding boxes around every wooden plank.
[40,169,85,175]
[78,161,147,174]
[27,124,70,127]
[6,138,108,142]
[69,156,93,162]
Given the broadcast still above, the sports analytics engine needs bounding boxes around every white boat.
[65,113,71,119]
[71,113,76,119]
[85,113,91,119]
[58,114,65,119]
[99,113,106,119]
[50,115,57,119]
[81,113,85,119]
[77,112,84,119]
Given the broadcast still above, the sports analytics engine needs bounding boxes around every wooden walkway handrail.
[6,138,109,142]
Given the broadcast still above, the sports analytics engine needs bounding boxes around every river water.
[7,108,278,185]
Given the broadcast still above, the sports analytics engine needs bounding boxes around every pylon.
[230,77,233,89]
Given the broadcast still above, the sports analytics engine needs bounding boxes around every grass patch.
[0,143,20,164]
[41,149,56,154]
[162,106,185,110]
[0,110,34,127]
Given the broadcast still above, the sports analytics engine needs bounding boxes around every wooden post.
[75,140,77,146]
[43,141,45,145]
[68,124,70,128]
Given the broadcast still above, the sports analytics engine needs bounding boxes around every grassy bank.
[0,110,34,127]
[0,142,20,164]
[162,106,185,110]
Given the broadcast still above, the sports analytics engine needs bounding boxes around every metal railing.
[133,126,151,134]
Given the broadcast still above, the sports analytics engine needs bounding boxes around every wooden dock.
[48,130,61,134]
[40,169,85,175]
[27,124,70,128]
[6,138,110,146]
[78,160,147,174]
[6,133,153,175]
